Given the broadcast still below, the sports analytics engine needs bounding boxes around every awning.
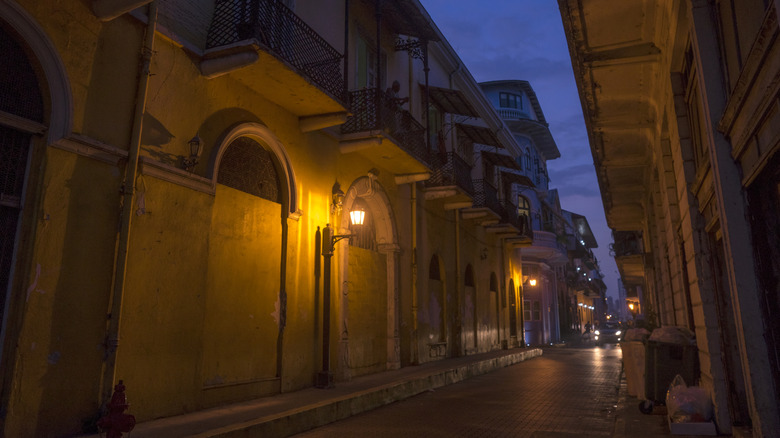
[421,86,479,117]
[457,124,502,147]
[481,150,521,171]
[500,170,535,188]
[374,0,441,42]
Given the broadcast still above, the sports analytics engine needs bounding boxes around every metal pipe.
[454,209,461,356]
[343,0,349,99]
[410,183,418,364]
[102,0,158,406]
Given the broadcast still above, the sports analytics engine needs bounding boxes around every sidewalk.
[84,348,543,438]
[85,338,705,438]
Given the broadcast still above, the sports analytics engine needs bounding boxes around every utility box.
[644,340,698,403]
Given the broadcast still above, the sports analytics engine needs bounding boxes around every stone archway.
[200,123,297,403]
[336,175,399,379]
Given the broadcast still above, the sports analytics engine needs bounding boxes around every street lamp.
[316,202,365,389]
[628,302,638,323]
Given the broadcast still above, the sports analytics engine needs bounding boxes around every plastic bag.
[624,328,650,342]
[666,374,713,423]
[649,326,695,345]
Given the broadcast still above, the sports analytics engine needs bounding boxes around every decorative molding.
[50,134,127,165]
[50,135,214,195]
[719,5,778,149]
[139,157,214,194]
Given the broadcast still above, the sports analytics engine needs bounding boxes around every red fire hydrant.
[97,380,136,438]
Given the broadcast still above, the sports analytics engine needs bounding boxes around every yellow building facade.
[0,0,534,435]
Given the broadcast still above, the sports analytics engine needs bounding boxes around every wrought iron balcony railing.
[425,152,474,197]
[341,88,429,166]
[498,201,528,234]
[206,0,345,101]
[472,179,501,215]
[610,230,643,257]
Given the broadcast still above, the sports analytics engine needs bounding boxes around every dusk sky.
[420,0,621,299]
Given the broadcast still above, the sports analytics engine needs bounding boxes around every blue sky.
[420,0,621,298]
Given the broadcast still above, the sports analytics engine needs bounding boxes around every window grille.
[217,137,281,203]
[0,27,43,122]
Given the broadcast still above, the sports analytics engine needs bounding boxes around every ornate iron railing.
[341,88,429,166]
[425,152,474,197]
[499,200,527,232]
[610,230,643,257]
[472,179,501,215]
[206,0,345,101]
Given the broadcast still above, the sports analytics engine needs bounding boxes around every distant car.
[594,322,622,346]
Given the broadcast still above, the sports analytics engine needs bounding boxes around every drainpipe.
[343,0,349,100]
[102,1,157,406]
[410,183,419,364]
[454,209,461,356]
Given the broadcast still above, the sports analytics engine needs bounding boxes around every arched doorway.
[201,125,295,403]
[508,279,518,344]
[490,272,500,348]
[339,176,400,378]
[419,254,447,360]
[463,264,477,354]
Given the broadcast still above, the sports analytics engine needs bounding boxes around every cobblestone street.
[293,346,623,437]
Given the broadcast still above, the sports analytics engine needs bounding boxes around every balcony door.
[355,34,385,90]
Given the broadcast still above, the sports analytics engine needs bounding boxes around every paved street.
[293,345,623,437]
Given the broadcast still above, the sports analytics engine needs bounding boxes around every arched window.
[464,264,475,287]
[349,197,376,251]
[429,255,441,280]
[524,148,532,171]
[1,25,43,327]
[217,137,281,203]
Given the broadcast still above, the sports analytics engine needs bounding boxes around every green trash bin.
[643,339,698,404]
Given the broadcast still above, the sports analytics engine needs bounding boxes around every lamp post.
[316,206,365,389]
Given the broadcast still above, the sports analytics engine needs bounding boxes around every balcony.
[520,230,568,265]
[497,108,531,120]
[611,231,645,285]
[423,152,474,208]
[204,0,347,117]
[340,88,431,174]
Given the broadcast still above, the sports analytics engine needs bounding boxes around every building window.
[499,92,523,109]
[429,255,441,280]
[427,103,443,152]
[525,148,532,171]
[465,264,475,287]
[217,137,281,203]
[533,301,541,321]
[524,300,531,321]
[681,42,708,170]
[517,196,530,220]
[355,34,386,89]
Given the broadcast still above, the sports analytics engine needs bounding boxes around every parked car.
[594,322,622,346]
